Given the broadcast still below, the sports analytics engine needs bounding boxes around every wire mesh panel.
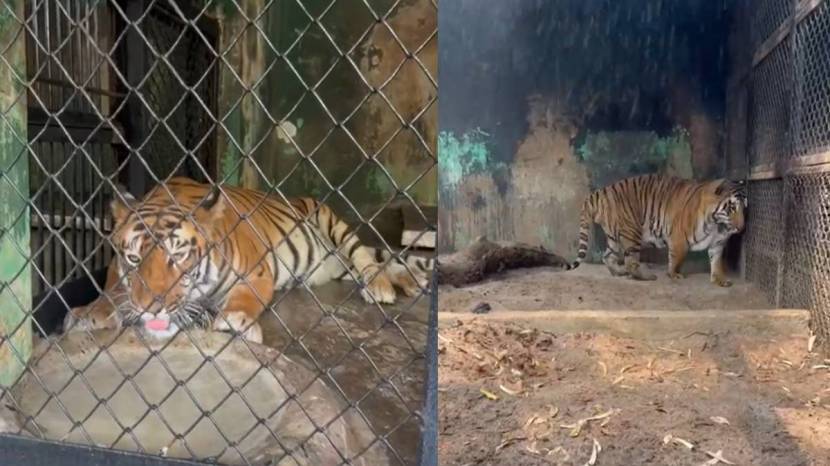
[744,180,785,305]
[736,0,830,352]
[0,0,437,464]
[793,0,830,158]
[725,83,749,177]
[750,0,793,51]
[748,41,792,167]
[140,2,217,182]
[24,0,120,297]
[782,174,830,333]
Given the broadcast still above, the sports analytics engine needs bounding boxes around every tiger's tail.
[566,196,595,270]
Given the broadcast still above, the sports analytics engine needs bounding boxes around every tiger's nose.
[139,294,165,314]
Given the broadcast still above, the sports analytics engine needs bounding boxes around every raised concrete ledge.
[438,309,811,340]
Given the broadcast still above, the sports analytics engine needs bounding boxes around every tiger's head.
[110,185,226,338]
[712,179,747,235]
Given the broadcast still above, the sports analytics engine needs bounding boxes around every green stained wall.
[0,0,32,387]
[211,0,436,234]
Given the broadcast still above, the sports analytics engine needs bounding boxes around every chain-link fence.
[0,0,437,464]
[727,0,830,353]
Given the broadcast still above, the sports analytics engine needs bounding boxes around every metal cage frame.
[727,0,830,353]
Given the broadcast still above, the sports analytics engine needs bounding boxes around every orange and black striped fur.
[63,177,433,343]
[567,174,747,287]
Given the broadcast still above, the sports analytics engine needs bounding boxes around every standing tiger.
[63,177,433,343]
[567,174,747,287]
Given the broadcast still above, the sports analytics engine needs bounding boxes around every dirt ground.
[439,264,772,313]
[438,265,830,466]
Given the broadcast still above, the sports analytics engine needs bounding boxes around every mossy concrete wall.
[209,0,436,235]
[0,0,32,387]
[438,0,728,262]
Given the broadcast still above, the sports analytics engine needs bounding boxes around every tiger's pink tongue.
[145,319,170,331]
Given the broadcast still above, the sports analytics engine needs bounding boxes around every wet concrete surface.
[6,281,430,465]
[259,281,430,465]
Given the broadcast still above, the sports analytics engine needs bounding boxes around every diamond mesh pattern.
[748,41,792,166]
[141,3,217,182]
[725,83,749,176]
[738,0,830,353]
[781,174,830,345]
[745,180,784,306]
[793,1,830,158]
[0,0,436,464]
[750,0,793,51]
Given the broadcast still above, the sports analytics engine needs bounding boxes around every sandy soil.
[438,319,830,466]
[439,264,772,313]
[437,264,828,465]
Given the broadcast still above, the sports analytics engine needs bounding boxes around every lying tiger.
[63,177,433,343]
[567,174,747,287]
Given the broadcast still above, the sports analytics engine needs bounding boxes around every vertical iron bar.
[779,0,801,308]
[123,0,147,196]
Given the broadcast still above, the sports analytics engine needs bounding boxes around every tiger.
[566,174,747,287]
[62,177,434,344]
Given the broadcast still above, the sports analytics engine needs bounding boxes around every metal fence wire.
[728,0,830,353]
[0,0,437,465]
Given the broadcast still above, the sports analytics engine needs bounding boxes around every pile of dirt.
[438,319,830,466]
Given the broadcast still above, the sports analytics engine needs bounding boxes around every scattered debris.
[584,438,601,466]
[703,450,736,465]
[480,388,499,400]
[499,380,523,396]
[496,435,525,452]
[663,434,695,450]
[547,405,560,418]
[561,409,619,437]
[620,364,636,374]
[439,319,828,466]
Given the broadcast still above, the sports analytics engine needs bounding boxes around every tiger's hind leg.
[602,239,628,277]
[619,236,657,281]
[331,249,431,298]
[300,200,396,304]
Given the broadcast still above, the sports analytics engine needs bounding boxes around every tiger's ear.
[715,179,744,196]
[110,184,137,225]
[194,186,225,224]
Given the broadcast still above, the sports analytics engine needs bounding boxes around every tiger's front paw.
[711,276,733,287]
[213,311,263,344]
[360,264,397,304]
[667,271,685,280]
[627,263,656,281]
[390,269,430,297]
[63,301,120,333]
